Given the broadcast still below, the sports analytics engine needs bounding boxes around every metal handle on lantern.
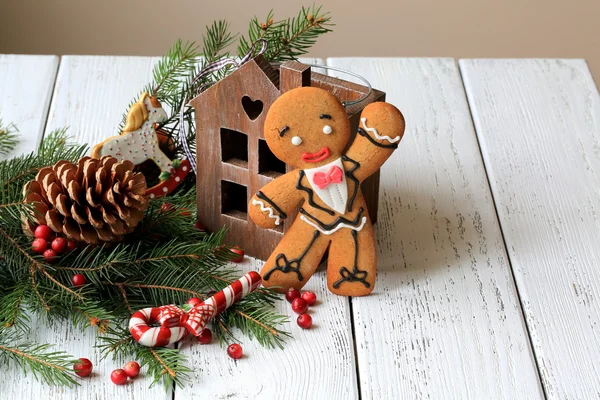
[303,64,373,107]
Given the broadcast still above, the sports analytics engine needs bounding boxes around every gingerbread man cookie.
[248,87,405,296]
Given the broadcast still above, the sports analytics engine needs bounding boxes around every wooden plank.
[327,58,544,399]
[176,58,359,400]
[460,58,600,399]
[0,54,58,158]
[44,56,159,144]
[1,56,168,400]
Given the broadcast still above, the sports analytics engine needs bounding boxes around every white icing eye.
[291,136,302,146]
[323,125,333,134]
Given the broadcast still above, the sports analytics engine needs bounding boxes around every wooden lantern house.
[191,56,385,260]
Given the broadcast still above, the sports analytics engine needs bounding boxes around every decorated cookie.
[91,93,190,198]
[248,87,405,296]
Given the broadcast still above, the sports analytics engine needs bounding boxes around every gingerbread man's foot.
[326,229,377,296]
[260,221,329,292]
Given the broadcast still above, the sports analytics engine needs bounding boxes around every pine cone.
[22,156,148,244]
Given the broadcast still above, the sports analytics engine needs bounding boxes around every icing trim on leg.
[263,230,320,281]
[333,230,370,289]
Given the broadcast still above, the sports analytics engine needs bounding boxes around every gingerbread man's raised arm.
[344,102,405,182]
[248,170,303,229]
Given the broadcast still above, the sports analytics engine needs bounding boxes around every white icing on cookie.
[251,199,281,225]
[361,117,400,144]
[99,96,171,171]
[300,215,367,235]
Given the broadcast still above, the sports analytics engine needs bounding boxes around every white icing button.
[323,125,332,134]
[291,136,302,146]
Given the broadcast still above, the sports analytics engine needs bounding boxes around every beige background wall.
[1,0,598,85]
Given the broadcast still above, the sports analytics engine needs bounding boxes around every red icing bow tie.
[313,165,343,189]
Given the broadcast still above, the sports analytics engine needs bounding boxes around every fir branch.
[202,20,237,63]
[0,119,19,156]
[0,329,78,387]
[238,6,333,62]
[98,327,192,389]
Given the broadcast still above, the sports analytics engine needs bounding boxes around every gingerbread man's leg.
[326,222,377,296]
[260,218,330,292]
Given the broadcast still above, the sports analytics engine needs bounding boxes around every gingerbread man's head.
[264,87,351,169]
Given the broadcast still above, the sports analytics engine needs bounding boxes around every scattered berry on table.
[297,313,313,329]
[73,358,93,377]
[285,288,301,303]
[43,248,58,262]
[123,361,140,378]
[227,343,243,360]
[110,369,128,385]
[32,238,47,254]
[34,225,53,241]
[72,274,86,287]
[196,328,212,344]
[186,297,203,307]
[230,247,244,263]
[301,291,317,306]
[51,237,67,253]
[291,297,308,314]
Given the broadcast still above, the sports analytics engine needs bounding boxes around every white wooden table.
[1,55,599,400]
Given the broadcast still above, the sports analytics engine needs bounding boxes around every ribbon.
[177,40,268,174]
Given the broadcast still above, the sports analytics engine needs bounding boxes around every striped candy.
[184,271,262,336]
[129,305,188,347]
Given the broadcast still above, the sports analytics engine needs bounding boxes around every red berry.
[110,369,128,385]
[227,343,243,360]
[160,203,173,212]
[297,313,313,329]
[186,297,202,307]
[43,248,58,262]
[196,328,212,344]
[291,297,308,314]
[51,237,67,253]
[194,221,205,231]
[66,240,77,252]
[230,247,244,263]
[301,291,317,306]
[73,358,93,377]
[34,225,53,241]
[123,361,140,378]
[72,274,86,287]
[32,238,47,254]
[285,288,301,303]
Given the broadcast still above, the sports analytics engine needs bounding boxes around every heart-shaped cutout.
[241,95,264,120]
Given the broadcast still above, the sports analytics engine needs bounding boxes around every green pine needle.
[0,120,19,156]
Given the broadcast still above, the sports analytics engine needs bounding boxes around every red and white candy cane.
[184,271,262,336]
[129,271,262,347]
[128,304,188,347]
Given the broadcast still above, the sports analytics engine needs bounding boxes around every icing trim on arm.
[252,199,282,225]
[358,128,398,149]
[361,118,401,144]
[256,191,288,219]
